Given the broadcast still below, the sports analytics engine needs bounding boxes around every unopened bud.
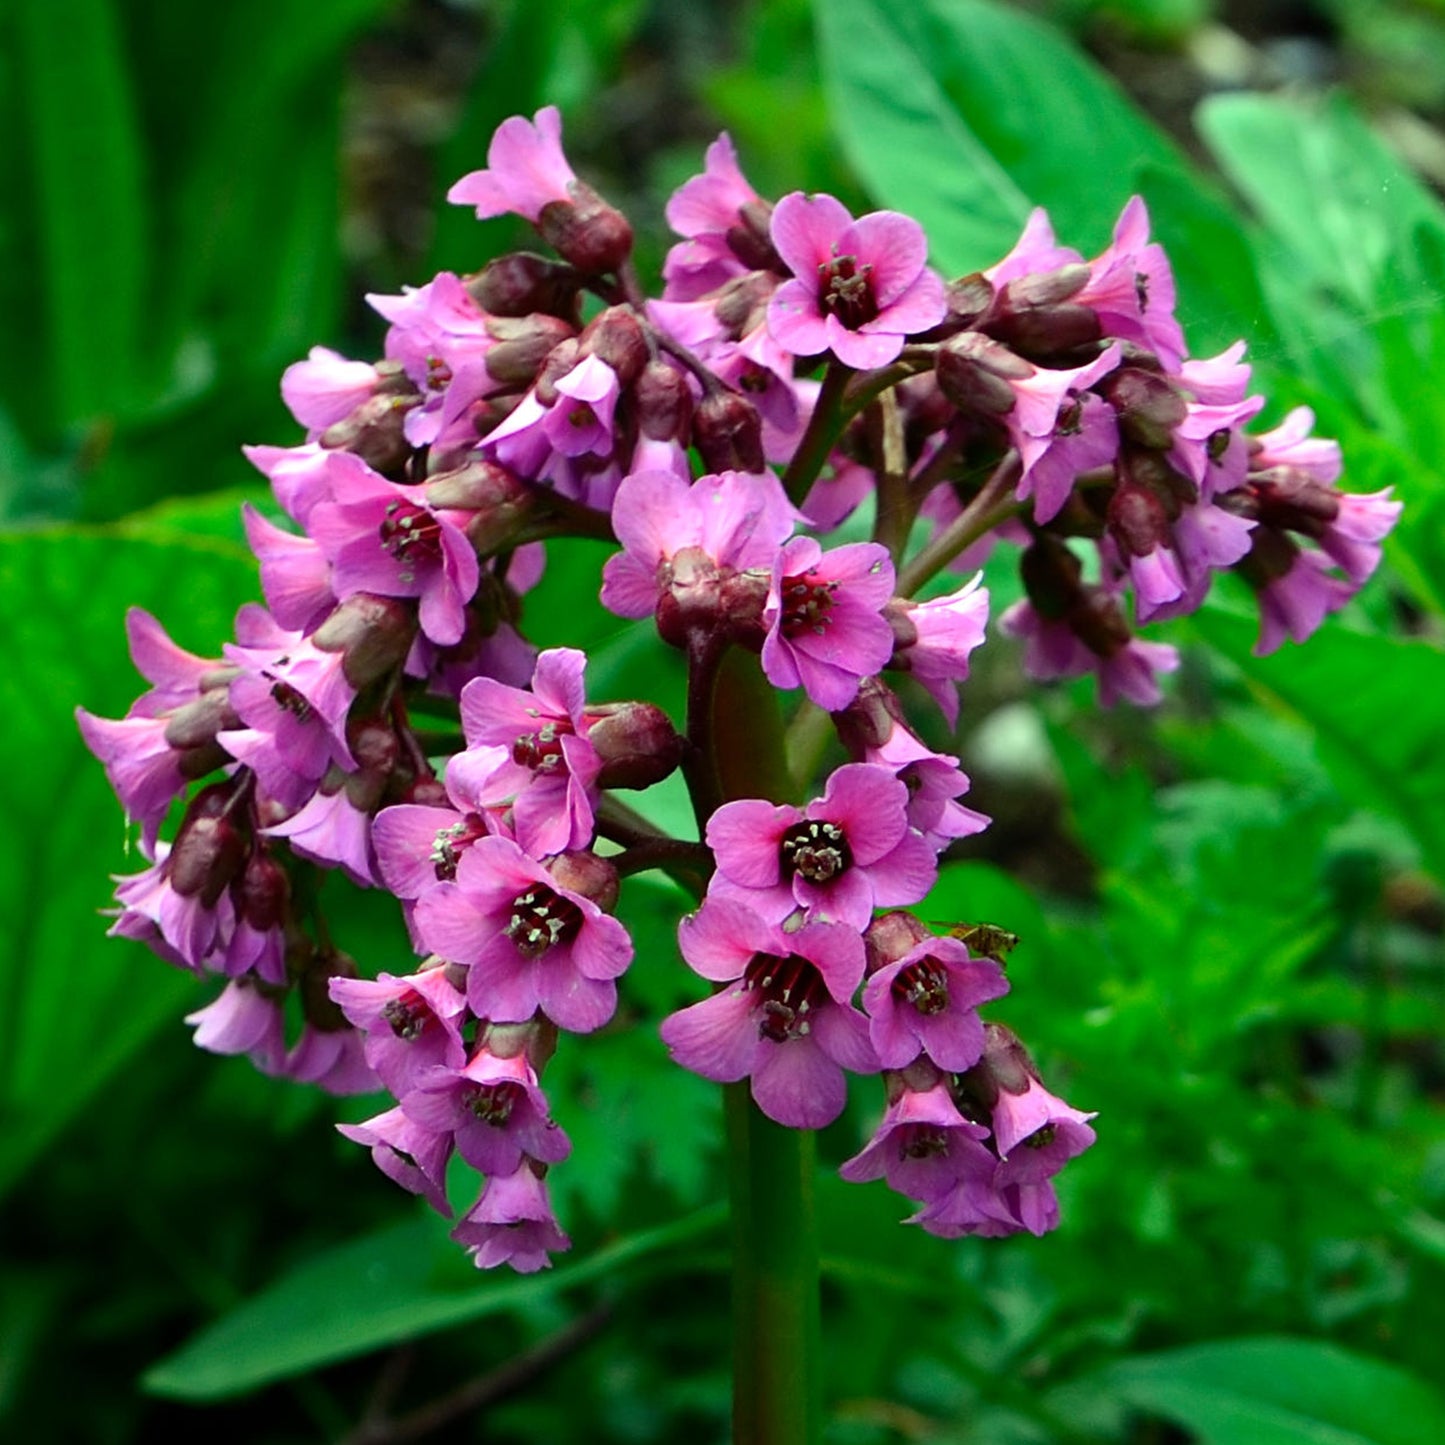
[580,306,648,387]
[534,338,581,407]
[1069,589,1132,659]
[425,458,536,555]
[321,393,417,476]
[312,594,417,688]
[1019,536,1083,620]
[944,273,995,327]
[170,787,248,905]
[1107,480,1174,559]
[238,850,290,930]
[635,359,693,441]
[864,910,934,972]
[694,390,764,474]
[725,199,784,273]
[1003,263,1091,310]
[936,332,1032,416]
[1102,368,1187,450]
[537,183,634,275]
[713,272,775,337]
[832,675,903,755]
[484,314,578,387]
[467,252,582,319]
[987,303,1101,358]
[163,689,240,750]
[546,850,621,913]
[584,701,684,790]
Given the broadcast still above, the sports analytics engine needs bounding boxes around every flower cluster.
[82,105,1397,1270]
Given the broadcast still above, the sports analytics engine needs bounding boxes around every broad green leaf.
[0,518,259,1199]
[1102,1336,1445,1445]
[14,0,147,428]
[1192,609,1445,884]
[144,1202,727,1399]
[815,0,1274,356]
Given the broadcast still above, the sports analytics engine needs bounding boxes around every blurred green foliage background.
[2,0,1443,1440]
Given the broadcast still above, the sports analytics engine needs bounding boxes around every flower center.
[567,403,598,429]
[780,819,852,884]
[1025,1123,1057,1150]
[892,956,950,1016]
[511,720,568,771]
[505,885,583,958]
[381,989,435,1041]
[819,253,877,330]
[466,1079,523,1127]
[779,572,837,638]
[429,812,489,881]
[742,951,829,1043]
[379,500,443,565]
[900,1125,952,1161]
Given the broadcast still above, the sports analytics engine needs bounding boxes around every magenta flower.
[306,465,480,647]
[185,980,285,1074]
[458,648,602,857]
[484,355,622,488]
[662,132,775,300]
[413,837,631,1033]
[991,1074,1097,1182]
[1252,546,1356,656]
[402,1045,571,1176]
[337,1104,453,1217]
[284,1024,378,1096]
[863,934,1009,1072]
[328,967,469,1097]
[766,193,948,368]
[888,573,990,726]
[241,505,334,633]
[451,1163,571,1273]
[265,781,377,886]
[1075,197,1186,370]
[660,902,877,1129]
[862,720,990,848]
[281,346,380,431]
[839,1077,995,1203]
[761,536,897,710]
[600,467,797,623]
[447,105,577,224]
[706,762,937,930]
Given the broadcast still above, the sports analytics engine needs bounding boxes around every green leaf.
[1192,609,1445,884]
[1101,1336,1445,1445]
[0,515,259,1199]
[144,1202,727,1400]
[14,0,147,428]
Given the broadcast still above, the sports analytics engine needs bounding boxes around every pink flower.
[185,980,285,1074]
[458,648,603,857]
[663,132,777,300]
[337,1105,452,1217]
[413,837,632,1033]
[600,467,797,622]
[328,967,469,1097]
[761,536,897,711]
[281,346,380,431]
[1075,197,1186,370]
[402,1045,571,1176]
[888,573,990,726]
[447,106,577,224]
[863,934,1009,1072]
[766,193,948,368]
[1252,546,1355,655]
[839,1077,995,1203]
[706,763,937,930]
[660,902,877,1129]
[241,505,334,632]
[452,1163,571,1273]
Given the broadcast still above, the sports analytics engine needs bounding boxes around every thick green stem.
[780,361,853,506]
[695,651,818,1443]
[898,451,1023,597]
[726,1085,823,1445]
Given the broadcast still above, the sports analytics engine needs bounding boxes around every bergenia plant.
[79,103,1400,1440]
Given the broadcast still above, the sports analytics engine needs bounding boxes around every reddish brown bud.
[163,689,240,750]
[321,393,418,476]
[635,358,694,441]
[238,850,290,930]
[311,594,417,689]
[694,390,764,474]
[945,273,995,327]
[580,306,648,387]
[832,675,904,755]
[484,314,578,387]
[466,252,582,319]
[864,910,934,972]
[936,332,1032,416]
[1107,480,1174,559]
[170,787,248,906]
[1102,368,1187,450]
[546,850,621,913]
[534,338,582,407]
[1019,536,1083,621]
[584,701,684,790]
[725,199,784,274]
[537,183,634,275]
[1004,263,1091,310]
[424,458,537,555]
[987,304,1102,358]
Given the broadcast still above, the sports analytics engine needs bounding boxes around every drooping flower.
[451,1163,571,1272]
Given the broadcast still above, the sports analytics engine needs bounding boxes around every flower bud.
[170,786,249,906]
[1019,536,1082,621]
[694,390,764,474]
[237,850,290,930]
[546,850,621,913]
[1107,479,1174,560]
[1102,368,1187,450]
[311,594,417,689]
[936,332,1032,416]
[584,701,685,790]
[634,358,693,441]
[580,306,648,387]
[832,675,902,754]
[321,393,417,476]
[534,338,581,407]
[943,272,995,328]
[865,910,934,972]
[725,199,784,274]
[466,252,582,319]
[163,689,240,750]
[1002,263,1091,310]
[537,183,634,275]
[986,304,1101,358]
[484,314,578,387]
[424,458,537,555]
